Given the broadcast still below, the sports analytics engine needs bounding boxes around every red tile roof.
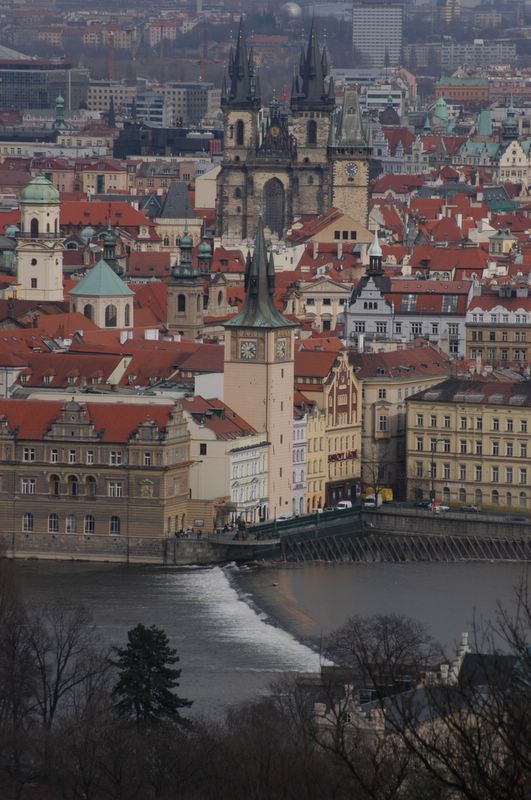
[182,396,257,439]
[294,349,338,378]
[128,251,171,278]
[349,345,451,379]
[0,399,177,442]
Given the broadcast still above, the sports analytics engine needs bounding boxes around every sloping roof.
[69,259,134,298]
[0,399,177,442]
[294,349,338,378]
[158,181,195,219]
[410,379,531,408]
[349,346,450,379]
[182,396,257,439]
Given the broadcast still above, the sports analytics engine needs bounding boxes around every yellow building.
[295,349,362,506]
[304,402,327,511]
[406,379,530,512]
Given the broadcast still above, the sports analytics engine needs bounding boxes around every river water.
[12,559,529,716]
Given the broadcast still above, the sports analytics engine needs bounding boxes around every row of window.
[471,314,528,324]
[21,477,124,497]
[470,349,527,361]
[416,461,528,484]
[21,448,156,466]
[22,513,121,535]
[470,330,527,341]
[415,414,528,433]
[437,488,527,508]
[352,320,460,337]
[415,437,528,458]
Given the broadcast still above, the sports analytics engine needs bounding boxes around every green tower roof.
[20,175,60,204]
[69,258,134,298]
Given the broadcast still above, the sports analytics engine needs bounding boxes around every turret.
[368,231,383,275]
[221,18,261,110]
[291,20,335,112]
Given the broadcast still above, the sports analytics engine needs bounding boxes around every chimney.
[337,240,343,259]
[456,213,462,229]
[312,240,318,260]
[358,332,364,353]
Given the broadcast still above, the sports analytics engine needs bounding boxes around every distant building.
[466,282,530,371]
[406,380,530,511]
[0,58,88,110]
[352,3,403,71]
[440,40,516,72]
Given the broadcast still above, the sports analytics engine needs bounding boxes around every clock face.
[275,339,287,360]
[346,161,358,177]
[240,340,257,360]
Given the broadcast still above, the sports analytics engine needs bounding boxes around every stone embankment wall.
[369,508,531,539]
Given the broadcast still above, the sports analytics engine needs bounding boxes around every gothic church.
[216,21,371,244]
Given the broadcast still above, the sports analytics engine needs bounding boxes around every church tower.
[216,19,261,242]
[16,175,64,302]
[167,229,204,338]
[224,219,297,520]
[328,87,371,225]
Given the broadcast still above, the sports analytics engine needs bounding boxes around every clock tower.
[329,87,371,226]
[224,219,297,520]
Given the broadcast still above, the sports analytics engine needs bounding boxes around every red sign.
[328,450,357,463]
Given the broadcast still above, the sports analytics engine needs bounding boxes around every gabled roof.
[182,396,257,440]
[69,259,134,298]
[158,181,195,219]
[294,349,338,378]
[349,346,450,379]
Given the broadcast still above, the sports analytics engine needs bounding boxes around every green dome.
[171,263,201,283]
[20,175,59,205]
[179,231,193,248]
[198,238,212,258]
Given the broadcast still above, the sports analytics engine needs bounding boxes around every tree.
[111,624,191,725]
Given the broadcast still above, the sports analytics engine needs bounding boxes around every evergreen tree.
[111,624,191,725]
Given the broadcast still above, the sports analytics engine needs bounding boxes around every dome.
[5,224,19,237]
[379,105,400,126]
[80,225,95,244]
[171,263,201,283]
[281,1,302,18]
[179,231,193,248]
[20,175,59,205]
[198,238,212,258]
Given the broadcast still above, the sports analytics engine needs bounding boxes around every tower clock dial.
[275,338,287,360]
[239,340,257,360]
[346,161,358,178]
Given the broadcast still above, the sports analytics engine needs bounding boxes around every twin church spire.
[222,18,261,109]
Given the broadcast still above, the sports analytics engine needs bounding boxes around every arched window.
[234,187,242,198]
[217,290,223,307]
[30,217,39,236]
[519,492,527,508]
[163,236,170,246]
[105,304,117,327]
[307,119,317,145]
[69,476,79,497]
[83,304,93,321]
[263,178,285,238]
[459,487,466,502]
[66,514,76,534]
[491,489,499,505]
[124,304,130,326]
[196,294,201,313]
[48,513,59,533]
[110,516,121,535]
[50,474,60,496]
[506,492,512,506]
[22,512,33,532]
[84,515,95,534]
[177,294,186,313]
[86,476,97,498]
[236,119,244,146]
[475,489,483,506]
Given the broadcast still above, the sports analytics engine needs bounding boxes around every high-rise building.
[0,57,89,110]
[352,3,403,71]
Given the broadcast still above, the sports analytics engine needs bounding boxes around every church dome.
[171,263,201,283]
[280,2,302,18]
[198,238,212,258]
[179,231,193,249]
[20,175,59,205]
[80,225,95,244]
[379,105,400,126]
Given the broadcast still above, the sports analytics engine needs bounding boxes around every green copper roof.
[20,175,59,204]
[69,258,134,298]
[477,108,492,137]
[224,219,297,330]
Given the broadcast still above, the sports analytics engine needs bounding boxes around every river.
[12,559,529,716]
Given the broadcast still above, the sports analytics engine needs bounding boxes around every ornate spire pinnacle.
[291,19,334,112]
[368,230,383,275]
[224,219,296,330]
[222,18,261,109]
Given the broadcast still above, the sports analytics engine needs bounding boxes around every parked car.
[431,503,450,513]
[460,504,480,513]
[276,514,292,522]
[415,499,432,508]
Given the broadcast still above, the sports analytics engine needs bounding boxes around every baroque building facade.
[216,21,370,244]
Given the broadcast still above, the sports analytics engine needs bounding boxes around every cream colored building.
[286,276,350,333]
[182,396,268,526]
[304,403,327,511]
[406,379,531,511]
[350,347,451,498]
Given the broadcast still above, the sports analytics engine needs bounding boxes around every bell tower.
[16,175,64,302]
[328,87,371,225]
[167,228,204,338]
[224,219,297,519]
[216,19,261,242]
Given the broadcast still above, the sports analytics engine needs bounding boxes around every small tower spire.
[368,230,383,275]
[291,19,334,112]
[222,18,261,109]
